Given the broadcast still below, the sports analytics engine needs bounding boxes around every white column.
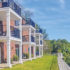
[29,28,31,60]
[39,34,40,57]
[19,43,22,63]
[29,45,31,60]
[34,46,36,59]
[34,29,36,58]
[19,18,23,63]
[34,29,36,43]
[42,35,43,56]
[6,10,12,67]
[42,46,43,56]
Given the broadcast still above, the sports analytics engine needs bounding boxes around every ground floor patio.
[0,41,43,68]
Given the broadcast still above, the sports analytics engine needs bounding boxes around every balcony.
[11,26,20,38]
[0,0,21,16]
[0,31,6,36]
[36,28,43,34]
[22,35,29,42]
[0,25,6,36]
[0,25,20,38]
[22,35,35,42]
[22,19,35,28]
[31,36,35,42]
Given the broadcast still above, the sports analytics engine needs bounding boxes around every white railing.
[58,53,70,70]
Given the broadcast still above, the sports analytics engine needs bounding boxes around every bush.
[26,53,29,59]
[65,56,70,66]
[23,53,29,59]
[13,55,19,61]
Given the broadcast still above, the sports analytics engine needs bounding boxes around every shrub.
[13,55,19,61]
[26,53,29,59]
[65,56,70,66]
[23,53,29,59]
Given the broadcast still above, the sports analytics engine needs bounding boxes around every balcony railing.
[22,19,35,28]
[31,36,35,42]
[40,40,42,45]
[11,26,20,38]
[0,31,6,36]
[0,0,21,16]
[0,25,6,36]
[22,35,29,42]
[0,25,20,38]
[36,28,43,34]
[22,35,35,42]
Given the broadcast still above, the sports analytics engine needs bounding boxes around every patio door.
[0,47,1,64]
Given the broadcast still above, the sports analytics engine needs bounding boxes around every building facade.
[0,0,43,68]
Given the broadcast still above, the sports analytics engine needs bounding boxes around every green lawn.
[1,55,59,70]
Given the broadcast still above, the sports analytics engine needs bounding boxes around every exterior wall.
[10,20,15,26]
[22,30,29,36]
[3,21,6,32]
[22,30,29,42]
[0,42,7,63]
[22,19,30,42]
[3,42,7,62]
[0,3,2,8]
[10,41,16,59]
[22,19,29,36]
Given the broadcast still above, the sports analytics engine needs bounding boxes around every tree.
[42,29,48,40]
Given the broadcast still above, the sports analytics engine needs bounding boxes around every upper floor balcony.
[0,25,20,39]
[36,28,43,34]
[11,26,20,38]
[22,18,35,28]
[22,35,35,42]
[36,31,43,46]
[0,0,21,16]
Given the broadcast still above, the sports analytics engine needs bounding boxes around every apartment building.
[0,0,43,68]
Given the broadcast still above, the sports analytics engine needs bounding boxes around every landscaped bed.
[1,55,59,70]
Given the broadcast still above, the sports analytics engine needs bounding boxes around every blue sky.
[16,0,70,41]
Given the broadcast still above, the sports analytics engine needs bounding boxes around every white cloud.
[59,0,65,9]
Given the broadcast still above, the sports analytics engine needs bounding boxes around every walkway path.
[58,53,70,70]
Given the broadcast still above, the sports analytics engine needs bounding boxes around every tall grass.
[50,55,59,70]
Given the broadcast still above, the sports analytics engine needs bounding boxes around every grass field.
[1,55,59,70]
